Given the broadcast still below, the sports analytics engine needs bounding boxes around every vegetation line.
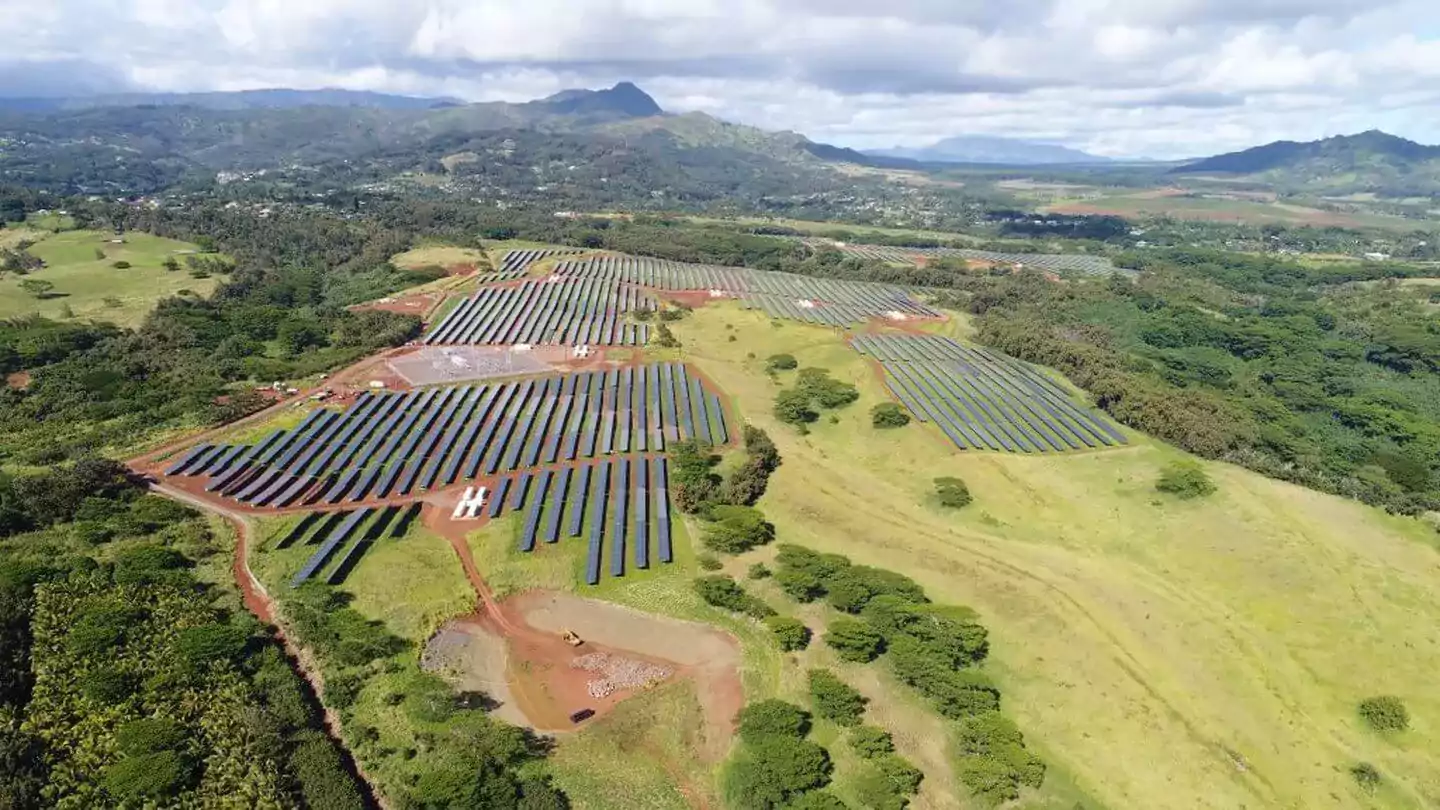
[148,482,385,809]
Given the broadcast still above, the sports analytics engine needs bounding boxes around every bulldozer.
[562,629,584,647]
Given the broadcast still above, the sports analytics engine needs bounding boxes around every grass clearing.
[0,229,225,325]
[664,301,1440,810]
[391,244,488,270]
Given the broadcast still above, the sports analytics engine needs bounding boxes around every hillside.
[1172,130,1440,196]
[0,83,907,196]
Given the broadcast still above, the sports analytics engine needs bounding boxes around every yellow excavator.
[562,629,584,647]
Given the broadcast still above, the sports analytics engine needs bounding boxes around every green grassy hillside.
[0,228,225,325]
[662,303,1440,810]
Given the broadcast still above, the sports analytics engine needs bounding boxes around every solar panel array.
[484,456,672,584]
[852,334,1127,453]
[476,248,582,284]
[796,237,1123,277]
[275,504,422,586]
[425,277,653,346]
[552,255,940,327]
[165,362,728,508]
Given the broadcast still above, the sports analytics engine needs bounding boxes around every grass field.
[391,244,490,271]
[660,302,1440,810]
[0,229,224,326]
[1040,190,1422,231]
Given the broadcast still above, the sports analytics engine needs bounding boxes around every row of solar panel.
[474,248,582,285]
[551,255,939,323]
[165,363,729,507]
[425,277,653,346]
[279,503,423,586]
[484,456,673,585]
[852,335,1127,453]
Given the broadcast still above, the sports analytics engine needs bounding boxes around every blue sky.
[1,0,1437,158]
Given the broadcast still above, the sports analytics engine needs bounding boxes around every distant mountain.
[868,135,1109,165]
[536,82,662,119]
[0,81,918,199]
[1172,130,1440,195]
[0,88,461,113]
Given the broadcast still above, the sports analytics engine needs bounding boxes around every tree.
[808,669,868,726]
[0,716,47,808]
[18,279,54,299]
[162,256,181,272]
[277,319,329,355]
[723,736,832,809]
[654,322,680,348]
[1155,461,1216,499]
[774,388,818,426]
[176,623,250,670]
[702,505,775,553]
[785,790,847,810]
[824,618,884,662]
[1358,696,1409,732]
[764,616,810,651]
[737,699,812,741]
[871,403,911,428]
[850,725,894,758]
[934,476,972,509]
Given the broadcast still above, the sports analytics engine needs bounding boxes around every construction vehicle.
[562,629,584,647]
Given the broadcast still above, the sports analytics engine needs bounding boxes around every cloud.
[0,0,1436,158]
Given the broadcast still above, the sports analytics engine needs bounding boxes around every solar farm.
[157,243,1128,595]
[796,236,1124,277]
[852,334,1127,452]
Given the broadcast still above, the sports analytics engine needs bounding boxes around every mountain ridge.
[868,135,1109,165]
[1171,130,1440,194]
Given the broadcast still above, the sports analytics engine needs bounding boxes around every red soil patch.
[6,370,31,390]
[446,263,478,277]
[350,291,441,317]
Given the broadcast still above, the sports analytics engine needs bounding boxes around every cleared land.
[0,229,224,325]
[667,302,1440,810]
[1041,189,1422,230]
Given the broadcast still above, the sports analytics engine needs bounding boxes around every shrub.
[1358,695,1409,732]
[1350,762,1382,792]
[854,754,924,809]
[934,476,973,509]
[737,699,811,741]
[176,622,250,670]
[80,669,135,704]
[694,576,776,619]
[116,718,186,756]
[702,505,776,553]
[766,353,798,372]
[111,260,131,269]
[402,673,457,723]
[1155,461,1215,499]
[796,368,860,409]
[102,751,193,800]
[774,388,818,426]
[808,669,868,726]
[748,563,771,580]
[871,403,911,428]
[851,725,895,758]
[785,790,848,809]
[824,618,884,662]
[698,554,724,571]
[655,322,680,348]
[764,616,811,651]
[775,568,826,602]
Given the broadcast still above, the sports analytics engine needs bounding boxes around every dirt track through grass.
[669,302,1440,810]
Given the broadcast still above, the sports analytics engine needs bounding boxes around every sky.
[3,0,1440,159]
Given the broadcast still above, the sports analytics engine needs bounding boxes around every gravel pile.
[571,652,671,698]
